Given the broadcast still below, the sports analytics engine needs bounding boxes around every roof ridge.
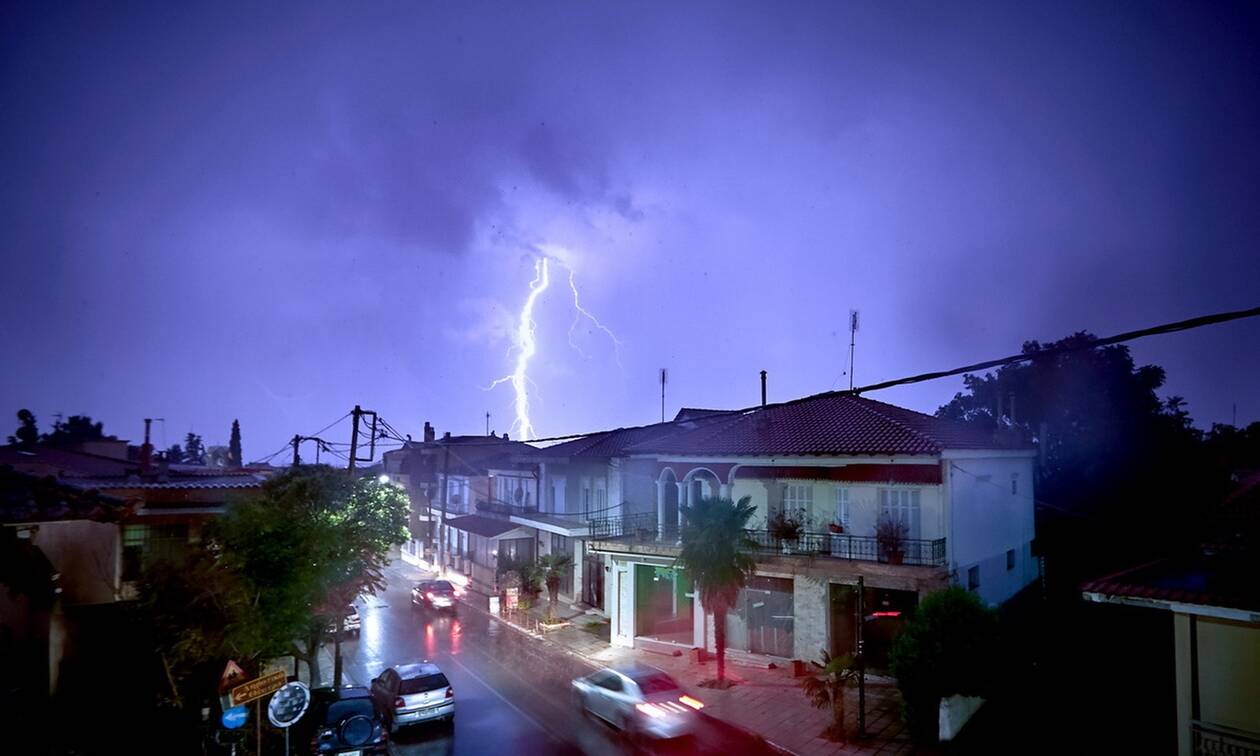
[842,395,943,452]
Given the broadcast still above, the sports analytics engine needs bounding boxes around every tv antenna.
[660,368,669,423]
[848,310,860,391]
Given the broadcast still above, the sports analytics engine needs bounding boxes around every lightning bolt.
[565,267,625,368]
[485,252,623,442]
[488,256,551,440]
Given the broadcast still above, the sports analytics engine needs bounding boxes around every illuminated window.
[781,483,813,511]
[121,523,189,580]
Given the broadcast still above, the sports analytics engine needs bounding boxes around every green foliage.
[8,409,38,446]
[800,650,860,741]
[164,444,184,463]
[889,587,999,742]
[140,466,410,691]
[40,414,109,446]
[537,552,573,618]
[228,419,242,467]
[182,433,205,465]
[675,495,757,683]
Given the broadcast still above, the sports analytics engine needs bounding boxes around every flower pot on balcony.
[886,550,904,565]
[827,523,844,534]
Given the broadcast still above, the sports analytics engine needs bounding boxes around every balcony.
[475,498,539,517]
[587,512,947,567]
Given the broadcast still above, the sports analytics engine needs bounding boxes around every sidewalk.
[466,589,924,756]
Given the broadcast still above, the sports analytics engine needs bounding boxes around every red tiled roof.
[628,394,1021,457]
[1081,555,1260,614]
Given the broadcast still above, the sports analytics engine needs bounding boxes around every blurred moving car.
[304,685,388,755]
[326,605,360,636]
[369,662,455,733]
[411,580,462,612]
[571,664,702,740]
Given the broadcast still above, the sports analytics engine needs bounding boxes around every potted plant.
[769,508,806,553]
[827,520,845,534]
[875,513,909,564]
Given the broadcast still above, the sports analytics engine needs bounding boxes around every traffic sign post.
[229,669,287,707]
[220,705,248,729]
[268,681,310,756]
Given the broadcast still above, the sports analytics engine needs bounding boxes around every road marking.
[441,649,561,744]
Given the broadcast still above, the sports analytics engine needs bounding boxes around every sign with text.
[229,669,287,707]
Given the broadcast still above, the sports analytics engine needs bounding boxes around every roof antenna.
[660,368,669,423]
[848,310,860,391]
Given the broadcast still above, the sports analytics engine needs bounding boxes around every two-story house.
[576,393,1037,667]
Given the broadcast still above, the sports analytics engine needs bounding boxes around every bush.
[889,586,999,742]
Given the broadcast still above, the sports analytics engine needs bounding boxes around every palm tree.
[674,495,757,687]
[537,552,574,620]
[801,650,861,741]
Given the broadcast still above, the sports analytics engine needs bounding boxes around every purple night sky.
[3,1,1259,460]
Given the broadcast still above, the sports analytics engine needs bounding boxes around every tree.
[537,552,573,620]
[228,419,242,467]
[674,495,757,688]
[164,444,184,464]
[889,587,999,742]
[936,332,1209,579]
[8,409,38,446]
[41,415,109,446]
[182,433,205,465]
[801,650,861,741]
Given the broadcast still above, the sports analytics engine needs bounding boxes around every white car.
[370,662,455,732]
[571,664,703,740]
[326,604,360,636]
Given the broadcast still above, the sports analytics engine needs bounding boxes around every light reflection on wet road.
[337,561,778,756]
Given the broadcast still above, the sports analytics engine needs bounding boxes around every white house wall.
[943,454,1038,605]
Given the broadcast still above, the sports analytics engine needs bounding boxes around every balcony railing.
[743,530,947,566]
[587,513,946,567]
[1193,720,1260,756]
[476,498,539,517]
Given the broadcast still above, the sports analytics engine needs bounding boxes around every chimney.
[424,422,436,443]
[760,370,767,407]
[443,431,451,440]
[141,418,154,473]
[503,433,509,441]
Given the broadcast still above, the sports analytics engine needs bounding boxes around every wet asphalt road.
[337,561,777,756]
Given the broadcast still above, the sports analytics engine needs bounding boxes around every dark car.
[302,685,388,755]
[411,580,462,612]
[369,662,455,733]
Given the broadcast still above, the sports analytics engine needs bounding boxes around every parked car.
[302,685,388,754]
[326,605,360,636]
[411,580,462,612]
[571,664,702,740]
[369,662,455,733]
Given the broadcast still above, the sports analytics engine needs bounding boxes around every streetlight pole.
[856,575,867,739]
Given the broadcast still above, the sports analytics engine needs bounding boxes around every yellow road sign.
[229,669,287,707]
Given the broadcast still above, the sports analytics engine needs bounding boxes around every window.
[834,487,851,529]
[781,483,813,514]
[594,478,607,512]
[497,476,531,508]
[551,533,571,558]
[968,565,980,591]
[581,479,592,515]
[1006,548,1016,571]
[121,524,189,580]
[498,537,534,563]
[879,488,922,539]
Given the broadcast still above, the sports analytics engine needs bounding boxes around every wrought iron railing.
[585,512,946,567]
[742,530,947,566]
[475,498,539,516]
[587,511,660,541]
[1193,720,1260,756]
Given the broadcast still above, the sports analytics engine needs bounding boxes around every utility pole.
[348,405,362,473]
[291,434,302,466]
[856,575,867,739]
[486,412,491,436]
[848,310,860,392]
[438,443,451,576]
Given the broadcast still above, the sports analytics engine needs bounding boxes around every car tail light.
[454,588,464,597]
[394,697,405,709]
[635,703,666,719]
[679,695,704,710]
[445,687,454,698]
[426,592,435,600]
